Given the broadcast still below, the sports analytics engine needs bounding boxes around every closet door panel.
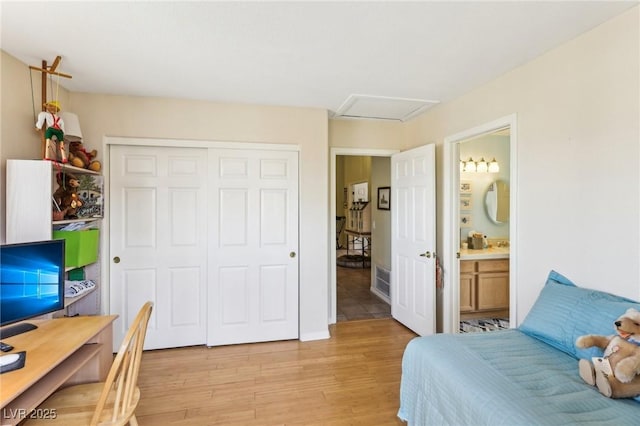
[208,149,299,346]
[110,145,208,350]
[219,189,249,246]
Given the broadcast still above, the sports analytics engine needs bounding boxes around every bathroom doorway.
[458,129,511,333]
[442,114,518,334]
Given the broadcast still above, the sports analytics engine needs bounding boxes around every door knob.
[419,251,432,258]
[289,251,296,258]
[113,256,121,264]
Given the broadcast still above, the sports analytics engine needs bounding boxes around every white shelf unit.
[6,159,102,316]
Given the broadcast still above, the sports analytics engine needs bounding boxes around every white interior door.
[110,145,208,350]
[391,144,436,336]
[207,149,299,346]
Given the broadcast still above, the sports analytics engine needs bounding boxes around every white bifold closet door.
[109,144,299,350]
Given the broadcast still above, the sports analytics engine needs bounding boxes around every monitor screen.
[0,240,66,328]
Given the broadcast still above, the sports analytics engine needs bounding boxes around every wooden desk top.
[0,315,117,408]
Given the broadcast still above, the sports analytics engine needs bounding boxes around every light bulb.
[464,157,476,173]
[477,157,488,173]
[488,158,500,173]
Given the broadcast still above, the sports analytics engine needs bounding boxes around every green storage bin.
[67,267,85,280]
[52,229,99,268]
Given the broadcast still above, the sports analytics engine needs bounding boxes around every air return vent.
[374,264,391,300]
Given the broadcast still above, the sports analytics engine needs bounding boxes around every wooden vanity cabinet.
[459,263,476,312]
[460,259,509,318]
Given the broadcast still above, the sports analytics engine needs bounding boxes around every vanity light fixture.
[488,157,500,173]
[460,156,500,173]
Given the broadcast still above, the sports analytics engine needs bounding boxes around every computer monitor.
[0,239,66,339]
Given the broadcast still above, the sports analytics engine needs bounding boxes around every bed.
[398,270,640,426]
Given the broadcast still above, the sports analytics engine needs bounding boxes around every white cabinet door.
[6,160,53,243]
[207,149,299,346]
[110,145,208,350]
[391,144,436,336]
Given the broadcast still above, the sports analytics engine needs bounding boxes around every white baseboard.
[370,286,390,305]
[299,329,331,341]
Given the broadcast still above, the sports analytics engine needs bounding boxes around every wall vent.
[374,264,391,299]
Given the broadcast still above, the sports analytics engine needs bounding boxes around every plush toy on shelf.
[52,172,83,220]
[68,141,101,172]
[576,308,640,399]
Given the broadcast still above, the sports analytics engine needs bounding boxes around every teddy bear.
[52,172,83,220]
[68,141,101,172]
[576,308,640,398]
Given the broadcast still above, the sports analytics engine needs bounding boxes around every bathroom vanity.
[459,248,509,319]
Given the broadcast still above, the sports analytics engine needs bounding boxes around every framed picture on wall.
[377,186,391,210]
[460,214,473,227]
[460,197,473,211]
[460,180,472,194]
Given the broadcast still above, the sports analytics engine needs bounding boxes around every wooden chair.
[25,302,153,426]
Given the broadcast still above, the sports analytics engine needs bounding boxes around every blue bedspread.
[398,330,639,426]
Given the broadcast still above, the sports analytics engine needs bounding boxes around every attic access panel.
[333,94,439,122]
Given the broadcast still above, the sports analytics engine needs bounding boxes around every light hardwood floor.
[136,319,416,425]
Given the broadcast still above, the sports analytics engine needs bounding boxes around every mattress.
[398,329,639,426]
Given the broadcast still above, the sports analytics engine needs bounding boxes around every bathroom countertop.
[460,246,510,260]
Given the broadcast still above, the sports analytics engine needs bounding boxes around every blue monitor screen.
[0,240,66,327]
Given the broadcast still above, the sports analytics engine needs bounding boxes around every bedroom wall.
[0,50,330,341]
[329,118,404,150]
[402,6,640,323]
[69,94,329,341]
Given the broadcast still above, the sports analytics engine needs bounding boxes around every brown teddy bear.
[576,308,640,398]
[52,172,83,220]
[68,141,101,172]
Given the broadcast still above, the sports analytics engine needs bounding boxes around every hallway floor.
[336,265,391,322]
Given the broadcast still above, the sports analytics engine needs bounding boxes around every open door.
[391,144,436,336]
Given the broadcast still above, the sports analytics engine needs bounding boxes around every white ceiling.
[1,1,637,121]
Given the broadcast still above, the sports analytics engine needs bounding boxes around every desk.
[0,315,116,425]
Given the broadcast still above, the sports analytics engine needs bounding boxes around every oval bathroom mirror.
[485,180,510,224]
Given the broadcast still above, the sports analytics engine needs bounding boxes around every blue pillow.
[519,270,640,360]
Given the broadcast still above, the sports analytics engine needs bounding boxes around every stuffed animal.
[52,172,83,220]
[576,308,640,398]
[68,141,101,172]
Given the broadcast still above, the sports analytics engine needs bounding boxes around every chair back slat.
[90,301,153,426]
